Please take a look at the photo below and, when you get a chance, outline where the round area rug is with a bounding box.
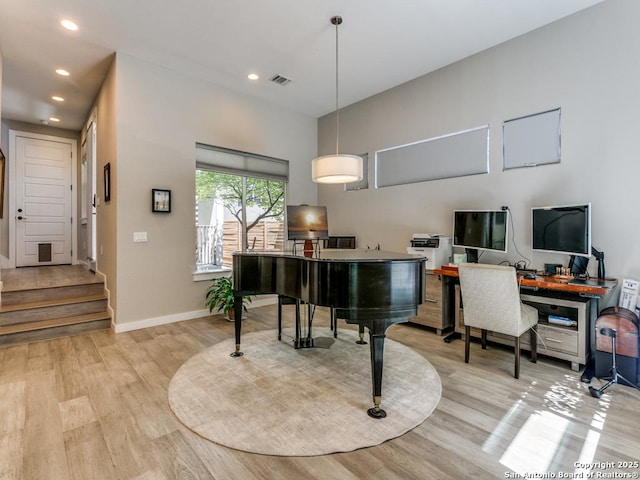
[168,327,441,456]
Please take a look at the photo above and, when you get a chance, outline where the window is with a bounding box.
[195,145,288,271]
[375,126,489,188]
[503,108,561,170]
[345,153,368,191]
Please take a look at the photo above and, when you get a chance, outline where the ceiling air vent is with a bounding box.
[269,74,292,86]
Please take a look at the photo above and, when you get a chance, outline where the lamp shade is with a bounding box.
[312,154,363,184]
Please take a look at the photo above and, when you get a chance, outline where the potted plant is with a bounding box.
[205,276,251,321]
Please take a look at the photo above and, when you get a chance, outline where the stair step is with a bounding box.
[0,293,108,313]
[0,266,111,345]
[1,282,105,306]
[0,294,108,326]
[0,317,111,347]
[0,311,111,335]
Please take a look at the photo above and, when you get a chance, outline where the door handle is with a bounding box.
[16,216,27,220]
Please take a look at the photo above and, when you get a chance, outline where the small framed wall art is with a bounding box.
[152,188,171,213]
[104,163,111,202]
[0,148,5,218]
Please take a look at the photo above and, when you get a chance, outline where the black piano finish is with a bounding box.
[231,249,425,418]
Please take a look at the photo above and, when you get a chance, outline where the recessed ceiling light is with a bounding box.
[60,19,78,31]
[56,69,70,77]
[49,117,61,122]
[51,96,65,102]
[248,73,259,81]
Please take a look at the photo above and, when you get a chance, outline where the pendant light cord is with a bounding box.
[334,17,341,156]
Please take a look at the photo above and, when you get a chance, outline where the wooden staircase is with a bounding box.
[0,265,111,346]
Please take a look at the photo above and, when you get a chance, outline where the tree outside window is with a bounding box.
[196,170,285,270]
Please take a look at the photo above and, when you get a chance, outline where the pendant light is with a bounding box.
[312,16,363,184]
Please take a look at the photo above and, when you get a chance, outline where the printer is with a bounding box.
[407,234,452,270]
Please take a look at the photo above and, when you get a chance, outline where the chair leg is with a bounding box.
[464,326,471,363]
[530,326,537,363]
[514,336,520,379]
[481,329,487,349]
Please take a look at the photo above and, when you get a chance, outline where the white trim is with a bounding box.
[112,295,277,333]
[7,130,78,268]
[192,267,232,282]
[113,309,211,333]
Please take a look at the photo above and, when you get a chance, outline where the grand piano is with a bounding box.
[231,249,425,418]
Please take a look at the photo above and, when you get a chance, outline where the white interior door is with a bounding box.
[15,135,73,266]
[86,122,97,271]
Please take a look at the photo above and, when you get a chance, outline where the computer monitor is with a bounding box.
[286,205,329,240]
[452,210,509,262]
[532,203,592,276]
[531,204,591,257]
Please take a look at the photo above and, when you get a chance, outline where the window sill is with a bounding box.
[193,267,232,282]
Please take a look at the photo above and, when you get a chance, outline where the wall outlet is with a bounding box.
[133,232,148,243]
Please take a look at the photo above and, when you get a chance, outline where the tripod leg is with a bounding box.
[615,372,640,390]
[589,377,616,398]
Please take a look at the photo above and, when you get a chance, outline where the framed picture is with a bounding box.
[0,148,5,218]
[104,163,111,202]
[152,188,171,213]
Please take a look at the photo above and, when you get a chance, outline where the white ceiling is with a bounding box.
[0,0,605,131]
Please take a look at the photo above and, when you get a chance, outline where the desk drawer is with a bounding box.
[538,324,578,356]
[423,273,442,315]
[410,273,446,331]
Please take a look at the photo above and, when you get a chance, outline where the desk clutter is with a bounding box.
[552,267,574,278]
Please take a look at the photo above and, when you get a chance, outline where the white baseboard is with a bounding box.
[0,255,10,269]
[112,295,277,333]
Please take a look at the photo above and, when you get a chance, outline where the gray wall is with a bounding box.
[318,0,639,282]
[106,53,317,326]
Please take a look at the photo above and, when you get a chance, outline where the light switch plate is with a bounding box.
[133,232,148,243]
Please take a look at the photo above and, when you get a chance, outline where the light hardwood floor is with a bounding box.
[0,305,638,480]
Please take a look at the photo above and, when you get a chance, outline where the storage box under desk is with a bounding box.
[455,285,590,371]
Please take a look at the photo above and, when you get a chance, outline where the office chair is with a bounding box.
[589,327,640,398]
[458,263,539,379]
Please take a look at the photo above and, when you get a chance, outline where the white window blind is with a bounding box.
[375,126,489,188]
[345,153,368,191]
[196,143,289,182]
[503,108,561,170]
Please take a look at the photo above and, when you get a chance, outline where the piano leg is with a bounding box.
[367,327,387,419]
[356,324,368,345]
[230,295,244,357]
[277,296,283,341]
[330,308,337,338]
[294,302,314,349]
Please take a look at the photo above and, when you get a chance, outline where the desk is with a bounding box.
[434,266,617,379]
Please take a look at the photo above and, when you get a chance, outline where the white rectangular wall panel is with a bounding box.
[375,126,489,188]
[503,108,561,170]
